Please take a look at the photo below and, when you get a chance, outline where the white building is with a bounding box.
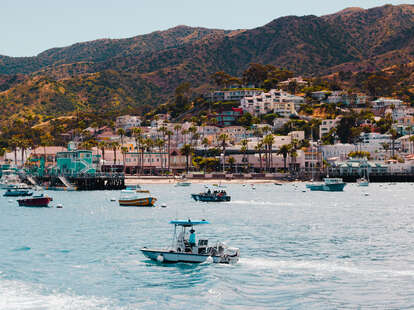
[372,98,403,110]
[240,89,305,116]
[273,118,291,130]
[212,89,262,102]
[319,117,341,139]
[115,115,141,130]
[288,131,305,141]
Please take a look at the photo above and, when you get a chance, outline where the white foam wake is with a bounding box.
[240,258,414,278]
[230,200,294,206]
[0,279,117,310]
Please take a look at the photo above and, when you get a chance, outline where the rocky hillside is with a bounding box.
[0,4,413,125]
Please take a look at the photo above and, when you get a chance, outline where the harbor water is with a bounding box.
[1,183,414,309]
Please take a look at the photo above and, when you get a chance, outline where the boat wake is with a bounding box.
[230,200,294,206]
[240,258,414,278]
[0,278,117,310]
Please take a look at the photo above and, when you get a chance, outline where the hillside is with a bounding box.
[0,4,414,125]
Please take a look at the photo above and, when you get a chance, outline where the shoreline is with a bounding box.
[125,178,290,185]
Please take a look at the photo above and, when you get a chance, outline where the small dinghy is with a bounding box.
[175,182,191,187]
[141,219,239,264]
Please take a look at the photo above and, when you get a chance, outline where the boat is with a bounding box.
[357,177,369,187]
[306,178,346,192]
[3,188,33,197]
[0,170,21,189]
[17,194,53,207]
[175,182,191,187]
[191,189,231,202]
[141,219,240,264]
[274,182,283,186]
[119,189,156,207]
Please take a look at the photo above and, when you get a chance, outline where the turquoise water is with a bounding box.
[1,183,414,309]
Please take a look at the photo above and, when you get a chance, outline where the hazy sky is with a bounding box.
[1,0,410,57]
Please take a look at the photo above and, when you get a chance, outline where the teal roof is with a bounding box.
[170,219,210,226]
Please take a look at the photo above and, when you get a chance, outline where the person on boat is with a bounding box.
[189,229,196,247]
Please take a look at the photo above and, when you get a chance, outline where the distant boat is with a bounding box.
[306,178,346,192]
[141,219,240,264]
[357,177,369,187]
[119,189,156,207]
[191,189,231,202]
[175,182,191,187]
[273,182,283,186]
[17,194,53,207]
[3,188,33,197]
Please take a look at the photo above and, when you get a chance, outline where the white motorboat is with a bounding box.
[0,170,21,189]
[141,219,240,264]
[357,177,369,187]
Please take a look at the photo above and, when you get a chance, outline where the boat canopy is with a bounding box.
[169,219,210,227]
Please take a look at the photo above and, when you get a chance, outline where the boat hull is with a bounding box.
[191,194,231,202]
[306,183,346,191]
[17,197,53,207]
[141,248,238,264]
[4,191,33,197]
[119,197,156,207]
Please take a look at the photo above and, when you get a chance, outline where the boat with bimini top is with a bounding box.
[141,219,240,264]
[191,188,231,202]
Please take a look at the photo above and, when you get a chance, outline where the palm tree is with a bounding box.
[240,139,248,167]
[132,128,143,175]
[181,129,189,145]
[263,134,275,172]
[180,144,193,173]
[288,144,298,174]
[155,138,165,173]
[174,124,182,147]
[165,130,173,174]
[277,144,291,173]
[121,146,128,174]
[40,133,53,163]
[202,137,210,149]
[388,128,398,158]
[218,133,229,170]
[111,141,120,165]
[144,138,154,175]
[10,136,19,166]
[410,136,414,155]
[117,128,126,147]
[254,141,264,173]
[98,141,107,165]
[227,156,235,173]
[381,142,390,159]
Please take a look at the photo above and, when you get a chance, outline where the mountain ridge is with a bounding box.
[0,4,414,125]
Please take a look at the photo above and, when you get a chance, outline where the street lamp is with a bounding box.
[221,153,225,173]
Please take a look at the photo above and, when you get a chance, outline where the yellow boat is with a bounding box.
[119,197,157,207]
[119,189,156,207]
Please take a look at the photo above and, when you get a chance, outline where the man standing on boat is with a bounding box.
[189,229,196,247]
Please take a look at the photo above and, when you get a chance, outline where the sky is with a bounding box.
[1,0,410,57]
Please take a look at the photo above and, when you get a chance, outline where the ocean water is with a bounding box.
[1,183,414,309]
